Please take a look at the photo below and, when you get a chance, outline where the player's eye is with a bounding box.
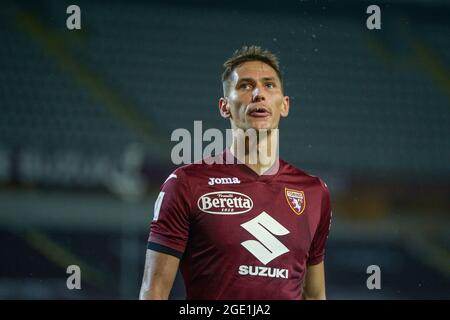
[265,82,276,88]
[239,83,253,90]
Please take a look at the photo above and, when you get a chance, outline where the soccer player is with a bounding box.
[139,46,332,300]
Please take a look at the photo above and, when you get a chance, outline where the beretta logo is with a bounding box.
[197,191,253,215]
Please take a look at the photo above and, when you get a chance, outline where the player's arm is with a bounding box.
[141,171,191,299]
[303,261,326,300]
[139,249,180,300]
[303,180,332,300]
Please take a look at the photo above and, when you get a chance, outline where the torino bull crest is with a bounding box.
[285,188,306,215]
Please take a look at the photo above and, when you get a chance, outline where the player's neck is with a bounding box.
[229,128,279,176]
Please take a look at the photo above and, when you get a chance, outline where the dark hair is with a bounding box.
[222,45,283,87]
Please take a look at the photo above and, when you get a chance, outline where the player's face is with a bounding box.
[219,61,289,130]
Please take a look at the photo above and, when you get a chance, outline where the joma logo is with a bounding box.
[208,177,241,185]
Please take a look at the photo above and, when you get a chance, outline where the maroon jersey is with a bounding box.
[148,149,332,300]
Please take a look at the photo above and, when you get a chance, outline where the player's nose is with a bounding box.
[251,87,265,102]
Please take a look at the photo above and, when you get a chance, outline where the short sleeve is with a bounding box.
[147,170,192,258]
[307,180,332,265]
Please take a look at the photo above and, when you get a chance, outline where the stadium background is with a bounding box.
[0,0,449,299]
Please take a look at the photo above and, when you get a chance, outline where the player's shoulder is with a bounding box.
[279,159,330,193]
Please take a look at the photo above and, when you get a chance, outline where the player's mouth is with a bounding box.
[247,105,272,118]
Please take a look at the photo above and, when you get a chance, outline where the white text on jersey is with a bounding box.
[208,177,241,185]
[238,265,289,279]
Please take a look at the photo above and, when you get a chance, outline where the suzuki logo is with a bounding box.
[240,212,290,265]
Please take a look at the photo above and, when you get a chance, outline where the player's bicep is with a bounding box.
[307,181,332,265]
[140,249,180,300]
[303,261,326,300]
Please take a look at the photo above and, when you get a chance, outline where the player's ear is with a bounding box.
[280,96,290,117]
[219,97,231,119]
